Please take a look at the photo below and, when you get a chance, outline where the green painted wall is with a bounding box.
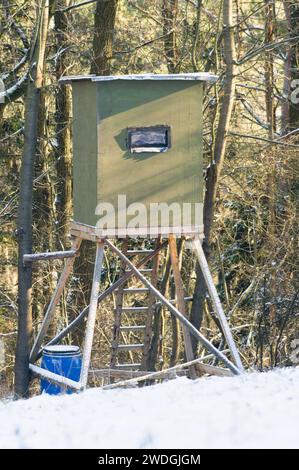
[72,81,98,226]
[72,79,203,230]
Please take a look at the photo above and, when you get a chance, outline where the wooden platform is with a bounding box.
[70,220,204,241]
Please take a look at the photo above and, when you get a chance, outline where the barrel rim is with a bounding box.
[42,345,81,356]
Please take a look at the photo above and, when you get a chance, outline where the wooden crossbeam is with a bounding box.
[23,250,78,263]
[117,343,144,351]
[89,368,187,380]
[29,364,82,391]
[103,356,234,390]
[194,363,233,377]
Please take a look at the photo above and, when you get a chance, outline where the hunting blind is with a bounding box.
[60,73,217,236]
[26,73,244,393]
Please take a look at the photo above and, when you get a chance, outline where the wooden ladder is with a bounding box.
[110,238,161,372]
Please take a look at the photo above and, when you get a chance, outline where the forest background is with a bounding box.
[0,0,298,397]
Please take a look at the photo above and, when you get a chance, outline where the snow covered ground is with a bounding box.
[0,367,298,449]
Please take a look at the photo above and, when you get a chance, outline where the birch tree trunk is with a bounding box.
[190,0,236,351]
[15,0,50,398]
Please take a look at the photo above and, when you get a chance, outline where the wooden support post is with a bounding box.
[141,237,162,370]
[105,240,241,375]
[168,235,194,362]
[80,241,105,389]
[30,237,82,363]
[192,237,244,372]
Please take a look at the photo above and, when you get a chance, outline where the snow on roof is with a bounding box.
[59,72,218,85]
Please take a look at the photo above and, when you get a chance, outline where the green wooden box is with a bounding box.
[60,73,217,237]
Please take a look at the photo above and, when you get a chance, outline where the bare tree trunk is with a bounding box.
[15,1,50,398]
[190,0,236,352]
[264,0,277,364]
[288,1,299,129]
[162,0,179,73]
[55,0,73,247]
[191,0,203,72]
[265,1,276,138]
[282,0,292,133]
[282,0,299,132]
[91,0,119,75]
[32,89,56,329]
[36,90,55,252]
[75,0,119,320]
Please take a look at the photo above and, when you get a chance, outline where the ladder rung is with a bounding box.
[127,250,154,254]
[125,268,152,273]
[123,288,149,293]
[115,363,141,369]
[117,343,144,351]
[120,325,146,331]
[120,307,149,313]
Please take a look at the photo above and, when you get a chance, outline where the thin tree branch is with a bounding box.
[58,0,98,13]
[229,131,299,148]
[128,0,163,26]
[237,35,299,65]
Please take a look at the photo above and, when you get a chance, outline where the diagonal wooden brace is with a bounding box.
[105,239,242,376]
[30,237,82,364]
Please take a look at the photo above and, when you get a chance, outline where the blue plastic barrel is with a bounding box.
[40,345,82,395]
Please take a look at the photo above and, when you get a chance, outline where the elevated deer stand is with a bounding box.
[27,73,243,391]
[28,223,244,392]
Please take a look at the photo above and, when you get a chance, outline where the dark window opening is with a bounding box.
[127,125,171,153]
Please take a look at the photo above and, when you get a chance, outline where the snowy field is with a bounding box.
[0,367,298,449]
